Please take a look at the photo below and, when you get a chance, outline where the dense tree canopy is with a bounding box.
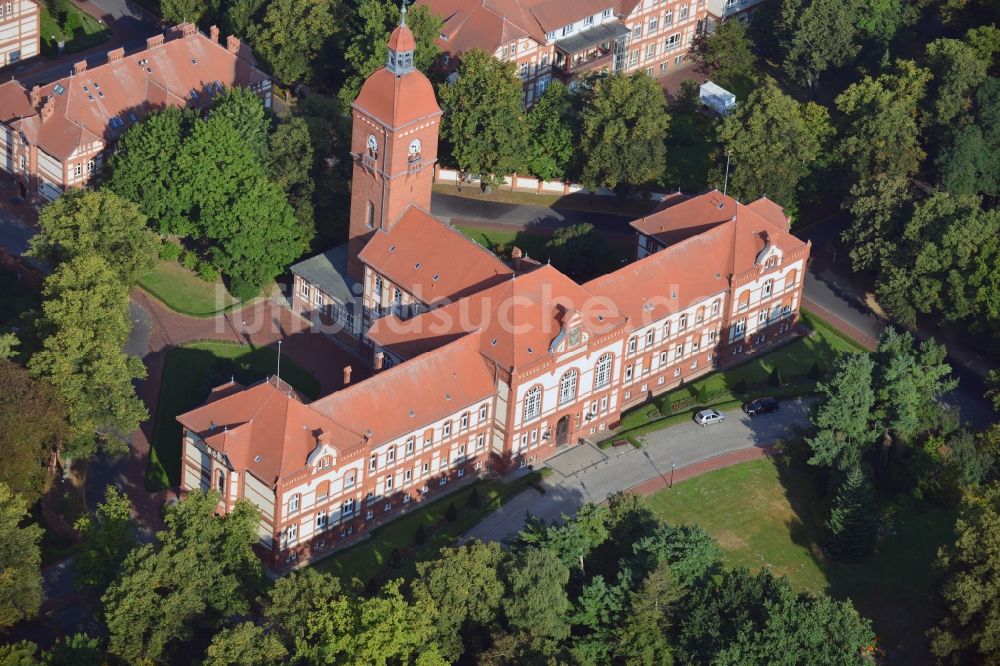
[0,483,43,629]
[807,353,879,470]
[692,17,757,89]
[524,81,575,181]
[578,72,669,193]
[714,84,832,215]
[777,0,862,91]
[0,359,66,505]
[439,49,527,187]
[29,190,159,286]
[73,486,137,590]
[28,255,147,459]
[929,482,1000,663]
[247,0,340,84]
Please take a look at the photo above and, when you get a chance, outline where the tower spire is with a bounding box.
[386,2,416,75]
[400,0,407,26]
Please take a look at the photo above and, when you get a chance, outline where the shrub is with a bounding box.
[159,241,182,261]
[227,276,260,301]
[467,487,481,509]
[180,250,199,270]
[196,260,220,283]
[733,378,748,394]
[389,547,403,568]
[697,384,711,404]
[769,367,783,387]
[414,524,426,545]
[808,361,823,380]
[445,501,458,522]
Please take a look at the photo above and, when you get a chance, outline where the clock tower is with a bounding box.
[347,8,443,279]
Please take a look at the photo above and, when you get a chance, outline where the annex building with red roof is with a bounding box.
[0,22,270,203]
[417,0,720,105]
[178,16,810,567]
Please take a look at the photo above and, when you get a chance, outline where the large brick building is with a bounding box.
[419,0,714,104]
[0,22,270,202]
[0,0,38,69]
[179,18,809,567]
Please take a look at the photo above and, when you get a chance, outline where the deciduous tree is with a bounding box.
[106,107,192,236]
[265,568,357,664]
[29,190,159,286]
[160,0,216,24]
[502,547,571,643]
[929,482,1000,663]
[439,49,527,188]
[524,81,575,181]
[203,622,287,666]
[925,37,990,129]
[269,116,317,247]
[74,485,137,590]
[0,359,66,505]
[714,84,832,215]
[103,491,261,665]
[578,72,669,193]
[692,17,757,88]
[0,483,43,629]
[247,0,339,83]
[28,255,147,459]
[212,87,272,160]
[778,0,861,92]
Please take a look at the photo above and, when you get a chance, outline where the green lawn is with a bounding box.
[456,224,634,282]
[313,473,544,586]
[39,6,111,57]
[146,341,321,491]
[138,260,240,317]
[647,457,954,660]
[433,183,656,218]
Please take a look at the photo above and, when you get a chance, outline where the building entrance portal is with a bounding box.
[556,415,570,446]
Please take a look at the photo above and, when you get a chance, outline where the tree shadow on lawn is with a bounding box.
[770,449,955,663]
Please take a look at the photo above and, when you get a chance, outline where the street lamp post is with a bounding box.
[670,462,676,488]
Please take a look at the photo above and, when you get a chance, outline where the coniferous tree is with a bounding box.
[823,465,877,562]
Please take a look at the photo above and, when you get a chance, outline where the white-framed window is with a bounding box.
[628,337,637,353]
[646,43,655,58]
[758,311,767,324]
[523,385,542,421]
[365,201,375,228]
[630,49,639,64]
[645,330,655,346]
[692,339,700,351]
[558,370,578,405]
[679,313,687,329]
[366,509,374,519]
[387,447,395,463]
[344,472,356,489]
[680,5,689,18]
[443,421,452,438]
[406,437,415,454]
[477,433,485,449]
[712,300,720,316]
[439,458,448,470]
[709,330,716,342]
[675,343,683,357]
[403,493,412,503]
[673,367,681,377]
[342,498,355,516]
[690,359,698,369]
[662,322,671,338]
[594,353,613,389]
[479,405,488,421]
[369,454,377,471]
[288,494,299,513]
[735,320,746,334]
[458,468,465,477]
[563,23,575,35]
[584,15,594,25]
[87,159,95,174]
[625,365,634,381]
[666,33,680,49]
[763,280,773,296]
[284,523,298,546]
[649,17,658,31]
[316,512,327,529]
[385,475,393,491]
[659,351,667,365]
[384,501,392,511]
[633,25,643,38]
[440,475,448,486]
[602,8,612,17]
[664,9,673,24]
[422,462,429,473]
[74,163,82,177]
[460,413,469,429]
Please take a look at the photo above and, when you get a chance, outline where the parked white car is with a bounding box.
[694,408,726,427]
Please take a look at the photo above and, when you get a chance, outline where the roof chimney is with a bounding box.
[511,246,523,271]
[146,34,164,50]
[107,47,124,63]
[40,97,55,123]
[343,365,352,386]
[374,351,384,371]
[73,60,87,75]
[29,85,40,108]
[180,23,196,37]
[209,25,220,43]
[226,35,241,54]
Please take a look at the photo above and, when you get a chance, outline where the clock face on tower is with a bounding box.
[367,134,378,154]
[408,139,421,155]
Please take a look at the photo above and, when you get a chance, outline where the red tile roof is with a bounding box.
[358,206,512,304]
[630,189,736,247]
[3,24,269,159]
[369,263,628,368]
[177,378,359,485]
[310,332,496,444]
[352,66,441,131]
[387,22,417,51]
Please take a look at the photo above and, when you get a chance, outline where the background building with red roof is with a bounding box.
[0,22,270,203]
[183,16,809,568]
[418,0,716,104]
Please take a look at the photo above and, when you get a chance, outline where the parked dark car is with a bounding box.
[742,397,779,416]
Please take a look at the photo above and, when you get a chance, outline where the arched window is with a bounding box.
[373,276,383,300]
[738,291,750,310]
[523,385,542,421]
[558,370,578,405]
[785,268,798,287]
[365,201,375,228]
[593,354,613,389]
[216,469,225,493]
[763,279,773,296]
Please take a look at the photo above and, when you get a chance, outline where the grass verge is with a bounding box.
[138,260,240,317]
[313,471,548,586]
[146,341,321,491]
[647,456,953,660]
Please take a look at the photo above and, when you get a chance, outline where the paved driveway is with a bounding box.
[465,398,815,544]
